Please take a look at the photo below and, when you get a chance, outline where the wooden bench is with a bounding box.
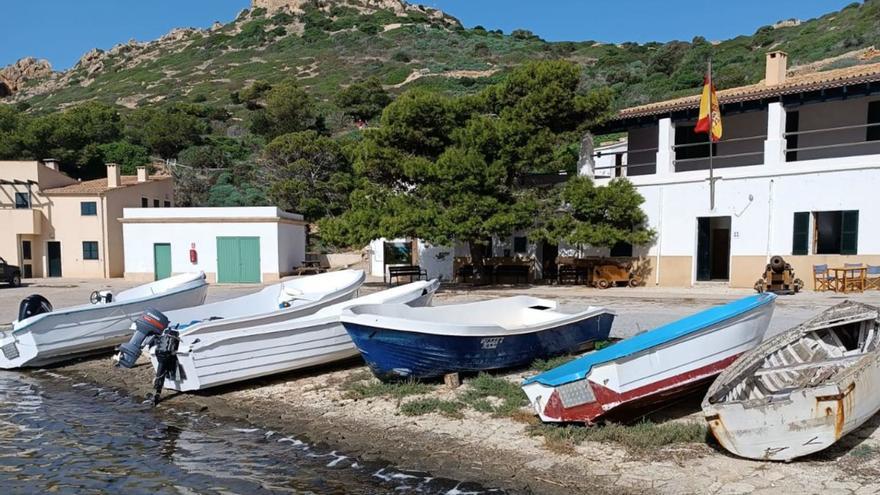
[494,264,529,285]
[295,260,327,276]
[387,265,428,286]
[558,265,589,285]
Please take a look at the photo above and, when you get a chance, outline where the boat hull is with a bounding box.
[343,312,614,381]
[0,276,208,369]
[523,297,774,424]
[160,282,439,391]
[702,301,880,461]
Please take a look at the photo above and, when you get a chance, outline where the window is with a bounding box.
[610,242,633,258]
[815,211,859,255]
[82,241,99,260]
[80,201,97,216]
[141,197,149,207]
[675,123,716,160]
[785,110,799,162]
[14,192,30,209]
[164,201,171,207]
[513,236,528,254]
[21,240,31,260]
[868,101,880,142]
[792,212,810,255]
[153,199,160,207]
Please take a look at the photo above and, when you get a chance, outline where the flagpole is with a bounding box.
[708,58,715,211]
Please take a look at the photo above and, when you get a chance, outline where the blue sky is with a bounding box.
[1,0,855,70]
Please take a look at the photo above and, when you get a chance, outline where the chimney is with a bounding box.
[136,166,148,183]
[42,158,59,171]
[107,163,121,188]
[765,51,788,86]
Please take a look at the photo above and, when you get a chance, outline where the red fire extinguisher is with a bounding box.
[189,243,198,264]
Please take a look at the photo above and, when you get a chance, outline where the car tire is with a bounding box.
[10,274,21,287]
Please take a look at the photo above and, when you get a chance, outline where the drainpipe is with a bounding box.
[766,179,774,262]
[100,195,109,278]
[655,186,664,286]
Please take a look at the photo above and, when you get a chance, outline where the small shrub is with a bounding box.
[344,378,433,400]
[531,355,576,372]
[460,373,528,417]
[529,421,708,451]
[400,398,464,419]
[391,50,412,63]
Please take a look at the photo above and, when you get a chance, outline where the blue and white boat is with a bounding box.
[522,293,776,424]
[340,296,615,381]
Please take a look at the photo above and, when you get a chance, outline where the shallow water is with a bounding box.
[0,370,503,495]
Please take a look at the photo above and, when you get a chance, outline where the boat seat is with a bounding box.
[754,354,863,376]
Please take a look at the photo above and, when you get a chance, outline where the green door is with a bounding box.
[153,244,172,280]
[217,237,261,283]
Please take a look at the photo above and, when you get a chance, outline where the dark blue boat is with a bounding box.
[340,296,615,381]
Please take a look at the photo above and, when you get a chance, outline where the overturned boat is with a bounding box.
[703,300,880,461]
[523,293,776,424]
[340,296,614,381]
[0,273,208,369]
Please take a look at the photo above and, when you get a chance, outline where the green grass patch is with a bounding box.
[343,377,434,400]
[460,373,528,417]
[400,398,465,419]
[594,339,614,350]
[529,421,708,451]
[531,355,576,372]
[849,444,879,458]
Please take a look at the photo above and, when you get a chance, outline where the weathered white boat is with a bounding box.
[156,279,439,392]
[523,293,776,424]
[0,273,208,369]
[703,301,880,461]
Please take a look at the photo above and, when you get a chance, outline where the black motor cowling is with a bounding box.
[151,328,181,406]
[115,308,170,369]
[18,295,52,322]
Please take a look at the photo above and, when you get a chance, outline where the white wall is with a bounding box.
[122,207,306,280]
[634,160,880,261]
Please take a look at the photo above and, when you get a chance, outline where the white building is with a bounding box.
[121,207,306,283]
[585,51,880,288]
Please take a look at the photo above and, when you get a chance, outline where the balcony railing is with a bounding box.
[784,121,880,160]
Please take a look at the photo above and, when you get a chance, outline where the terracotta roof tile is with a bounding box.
[43,175,171,195]
[616,61,880,120]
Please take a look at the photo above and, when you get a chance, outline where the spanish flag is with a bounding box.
[694,65,722,142]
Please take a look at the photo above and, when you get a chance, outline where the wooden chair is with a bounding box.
[844,263,866,293]
[866,265,880,291]
[812,264,835,292]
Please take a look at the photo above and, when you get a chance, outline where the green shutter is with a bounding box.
[841,210,859,255]
[792,212,810,255]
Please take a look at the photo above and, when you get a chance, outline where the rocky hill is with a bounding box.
[3,0,880,114]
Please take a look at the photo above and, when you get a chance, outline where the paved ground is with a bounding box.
[3,277,880,337]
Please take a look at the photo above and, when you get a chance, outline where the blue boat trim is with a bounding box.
[523,293,777,388]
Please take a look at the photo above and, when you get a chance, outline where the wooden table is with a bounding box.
[829,267,867,293]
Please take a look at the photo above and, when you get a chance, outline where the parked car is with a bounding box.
[0,257,22,287]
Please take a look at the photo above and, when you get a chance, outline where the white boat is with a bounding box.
[163,269,366,331]
[0,273,209,369]
[703,301,880,461]
[157,279,439,391]
[524,293,776,424]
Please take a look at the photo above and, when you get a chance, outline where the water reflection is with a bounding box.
[0,371,503,495]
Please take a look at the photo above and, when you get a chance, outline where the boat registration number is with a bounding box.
[481,337,504,349]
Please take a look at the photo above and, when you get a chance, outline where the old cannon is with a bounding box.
[754,255,803,295]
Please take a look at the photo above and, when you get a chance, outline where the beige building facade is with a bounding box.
[1,160,173,279]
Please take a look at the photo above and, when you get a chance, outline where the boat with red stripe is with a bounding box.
[522,293,776,424]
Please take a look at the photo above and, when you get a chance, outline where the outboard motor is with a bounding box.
[18,295,52,322]
[89,290,113,304]
[114,308,181,406]
[115,308,170,369]
[151,328,180,406]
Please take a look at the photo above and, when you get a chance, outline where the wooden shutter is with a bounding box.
[792,212,810,255]
[841,210,859,255]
